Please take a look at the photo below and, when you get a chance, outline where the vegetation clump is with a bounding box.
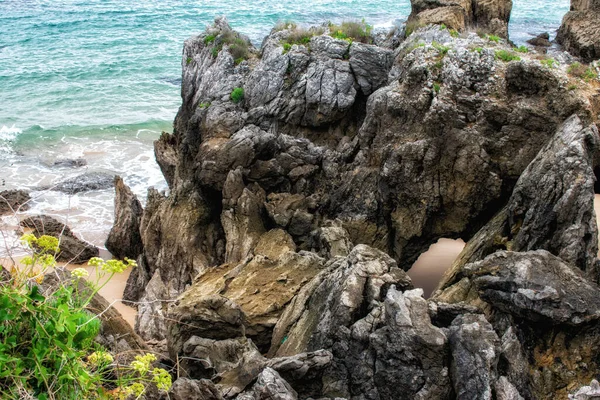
[230,87,245,103]
[205,28,251,64]
[540,58,557,68]
[487,34,501,43]
[495,50,520,62]
[0,234,172,399]
[516,45,529,53]
[432,41,451,56]
[280,25,324,53]
[568,62,598,81]
[328,19,373,43]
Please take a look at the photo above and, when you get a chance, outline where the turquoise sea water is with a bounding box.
[0,0,570,251]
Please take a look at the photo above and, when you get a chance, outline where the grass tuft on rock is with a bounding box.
[230,87,245,103]
[495,50,520,62]
[329,19,373,43]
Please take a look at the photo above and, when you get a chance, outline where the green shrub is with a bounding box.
[516,45,529,53]
[432,41,450,56]
[495,50,520,62]
[186,57,193,65]
[0,234,171,399]
[204,34,216,44]
[230,87,245,103]
[274,21,298,32]
[568,62,598,81]
[487,34,501,43]
[329,19,373,43]
[540,58,556,68]
[280,26,324,53]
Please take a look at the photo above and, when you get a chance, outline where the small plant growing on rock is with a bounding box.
[274,21,298,32]
[432,41,450,56]
[487,34,501,43]
[541,58,557,68]
[449,29,460,38]
[204,34,216,45]
[186,57,193,65]
[568,62,598,82]
[516,45,529,53]
[405,20,424,37]
[495,50,520,62]
[329,19,373,43]
[433,82,441,93]
[198,102,211,109]
[230,87,245,103]
[280,26,324,53]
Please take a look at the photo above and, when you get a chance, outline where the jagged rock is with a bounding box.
[105,176,144,259]
[434,114,600,399]
[526,32,551,47]
[51,158,87,168]
[135,269,169,341]
[170,378,223,400]
[236,368,298,400]
[465,250,600,325]
[557,0,600,61]
[20,215,99,264]
[155,132,178,189]
[428,301,483,327]
[448,313,500,399]
[44,172,115,194]
[265,350,333,398]
[570,380,600,400]
[408,0,513,38]
[495,376,524,400]
[349,42,394,96]
[309,220,353,258]
[176,233,323,351]
[0,189,30,215]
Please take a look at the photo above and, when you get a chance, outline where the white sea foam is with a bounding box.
[0,124,22,140]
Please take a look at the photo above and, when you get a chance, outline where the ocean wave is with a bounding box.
[0,124,22,141]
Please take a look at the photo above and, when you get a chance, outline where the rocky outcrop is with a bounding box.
[408,0,513,38]
[0,189,30,215]
[557,0,600,61]
[20,215,99,264]
[43,172,116,194]
[105,176,144,259]
[110,17,600,399]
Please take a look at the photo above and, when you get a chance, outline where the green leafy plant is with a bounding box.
[186,57,193,65]
[329,19,373,43]
[449,29,460,38]
[432,41,450,56]
[203,34,216,45]
[487,34,501,43]
[540,58,556,68]
[568,62,598,81]
[568,84,578,90]
[495,50,520,62]
[0,234,171,399]
[230,87,245,103]
[433,82,441,93]
[472,47,484,53]
[198,102,211,109]
[516,45,529,53]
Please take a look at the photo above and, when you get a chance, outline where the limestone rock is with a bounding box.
[448,313,500,399]
[0,189,30,215]
[105,176,144,259]
[465,250,600,325]
[408,0,513,38]
[20,215,99,264]
[236,368,298,400]
[570,380,600,400]
[557,0,600,61]
[169,378,223,400]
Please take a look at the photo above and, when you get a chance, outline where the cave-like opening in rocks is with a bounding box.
[406,238,465,298]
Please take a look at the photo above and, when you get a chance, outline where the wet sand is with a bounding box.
[0,250,136,327]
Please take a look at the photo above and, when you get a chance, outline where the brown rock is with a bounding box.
[557,0,600,60]
[20,215,99,264]
[0,189,30,215]
[105,176,144,259]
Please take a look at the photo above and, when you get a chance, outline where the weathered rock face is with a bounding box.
[112,17,600,399]
[105,176,144,259]
[434,114,600,399]
[408,0,513,38]
[0,189,30,215]
[557,0,600,61]
[20,215,99,264]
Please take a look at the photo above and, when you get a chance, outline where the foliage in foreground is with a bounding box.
[0,235,171,399]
